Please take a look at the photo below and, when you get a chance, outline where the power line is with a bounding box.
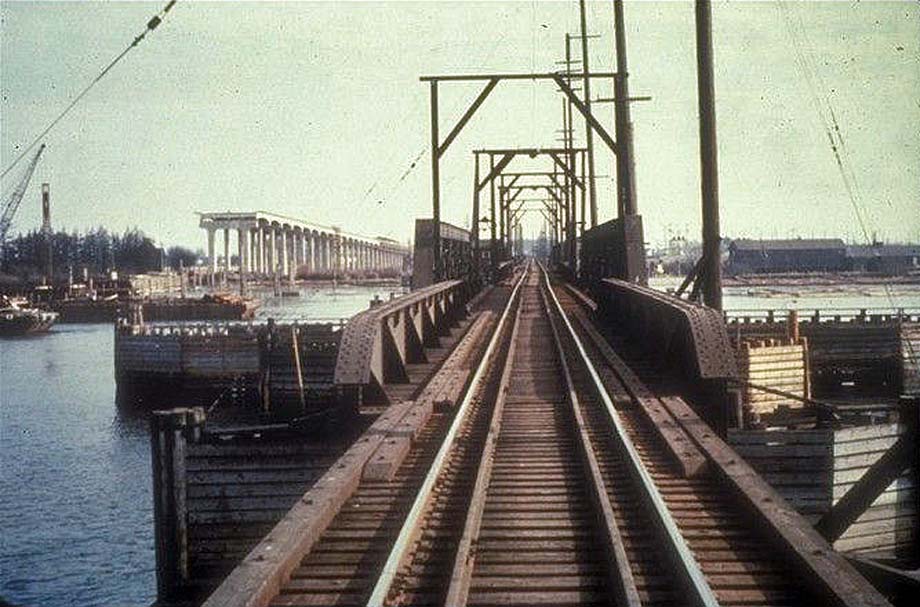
[776,0,911,359]
[356,5,524,218]
[1,0,180,180]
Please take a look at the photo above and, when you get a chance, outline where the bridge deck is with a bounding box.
[203,263,892,607]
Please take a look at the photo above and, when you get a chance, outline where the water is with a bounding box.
[0,283,403,607]
[648,276,920,313]
[1,279,917,607]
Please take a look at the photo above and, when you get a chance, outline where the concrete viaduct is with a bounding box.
[198,211,409,282]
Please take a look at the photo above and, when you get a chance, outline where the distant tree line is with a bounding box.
[0,227,200,283]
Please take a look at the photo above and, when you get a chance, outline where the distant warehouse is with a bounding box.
[728,238,920,275]
[727,238,848,274]
[847,244,920,275]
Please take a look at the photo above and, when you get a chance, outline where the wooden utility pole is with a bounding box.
[578,0,597,228]
[472,154,480,274]
[612,0,637,218]
[429,81,441,281]
[695,0,723,310]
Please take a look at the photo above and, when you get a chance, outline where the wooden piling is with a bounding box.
[291,325,306,414]
[151,407,204,599]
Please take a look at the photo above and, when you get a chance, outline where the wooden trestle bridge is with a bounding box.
[175,262,902,607]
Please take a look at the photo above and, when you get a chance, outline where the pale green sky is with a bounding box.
[1,1,918,249]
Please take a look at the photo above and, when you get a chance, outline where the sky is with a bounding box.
[1,1,918,251]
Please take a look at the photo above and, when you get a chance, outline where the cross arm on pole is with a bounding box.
[477,152,515,191]
[502,174,521,190]
[548,173,565,191]
[553,74,619,155]
[511,199,528,218]
[548,152,584,190]
[544,184,565,209]
[438,78,499,158]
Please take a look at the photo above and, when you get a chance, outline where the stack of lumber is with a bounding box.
[737,337,808,415]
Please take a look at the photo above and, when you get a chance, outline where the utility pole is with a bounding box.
[612,0,638,217]
[563,35,577,270]
[578,0,598,228]
[489,154,497,272]
[429,81,441,281]
[472,154,480,276]
[695,0,723,310]
[498,176,506,260]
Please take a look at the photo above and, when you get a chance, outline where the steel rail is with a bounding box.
[539,264,720,607]
[366,267,528,607]
[538,278,642,607]
[442,263,527,606]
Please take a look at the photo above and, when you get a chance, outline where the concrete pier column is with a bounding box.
[206,227,217,282]
[269,229,276,275]
[289,230,297,281]
[334,235,342,275]
[252,229,258,275]
[258,229,264,274]
[264,227,273,274]
[277,227,287,277]
[238,228,249,275]
[294,230,303,275]
[314,234,322,272]
[223,228,230,282]
[321,235,329,272]
[305,233,313,274]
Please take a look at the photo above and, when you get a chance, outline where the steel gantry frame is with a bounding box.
[423,71,622,281]
[471,148,587,276]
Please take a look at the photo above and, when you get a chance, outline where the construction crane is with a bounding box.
[0,143,46,245]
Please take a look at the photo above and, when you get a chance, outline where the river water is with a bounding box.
[0,280,918,607]
[0,283,403,607]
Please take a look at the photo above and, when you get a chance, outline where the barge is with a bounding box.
[53,293,259,324]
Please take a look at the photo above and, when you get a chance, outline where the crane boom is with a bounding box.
[0,143,46,243]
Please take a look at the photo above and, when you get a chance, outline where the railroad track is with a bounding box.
[252,261,889,607]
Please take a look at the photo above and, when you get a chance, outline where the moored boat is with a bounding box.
[0,295,58,336]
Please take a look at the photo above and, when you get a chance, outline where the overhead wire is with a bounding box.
[776,0,873,243]
[1,0,180,180]
[356,3,526,220]
[776,0,912,360]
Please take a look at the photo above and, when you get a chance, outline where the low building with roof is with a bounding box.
[727,238,848,274]
[847,243,920,275]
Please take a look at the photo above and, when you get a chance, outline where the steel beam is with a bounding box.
[438,78,499,157]
[553,75,619,156]
[420,71,618,82]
